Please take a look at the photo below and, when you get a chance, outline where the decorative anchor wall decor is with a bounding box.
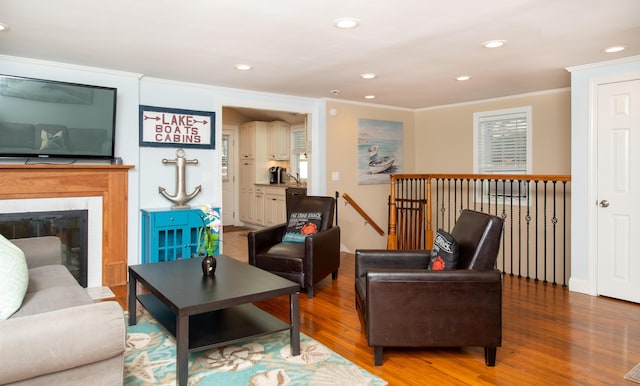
[158,148,202,209]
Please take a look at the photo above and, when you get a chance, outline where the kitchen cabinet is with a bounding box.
[264,186,287,226]
[267,121,290,160]
[254,185,265,226]
[239,160,255,223]
[140,208,220,264]
[239,121,267,160]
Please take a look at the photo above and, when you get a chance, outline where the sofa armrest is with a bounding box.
[248,224,286,265]
[0,301,125,385]
[355,249,430,278]
[10,236,62,268]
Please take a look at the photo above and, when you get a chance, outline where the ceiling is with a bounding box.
[1,0,639,109]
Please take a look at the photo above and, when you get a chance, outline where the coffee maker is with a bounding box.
[269,166,281,184]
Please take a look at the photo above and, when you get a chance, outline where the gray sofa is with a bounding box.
[0,121,110,155]
[0,236,125,386]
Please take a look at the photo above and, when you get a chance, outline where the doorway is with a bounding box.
[220,106,310,228]
[596,78,640,303]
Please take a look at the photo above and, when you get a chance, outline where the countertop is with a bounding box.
[254,183,307,189]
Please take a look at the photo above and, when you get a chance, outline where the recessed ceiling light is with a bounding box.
[603,45,626,53]
[234,64,253,71]
[360,73,376,79]
[364,95,376,99]
[482,40,506,48]
[0,23,9,32]
[333,18,360,29]
[456,75,472,81]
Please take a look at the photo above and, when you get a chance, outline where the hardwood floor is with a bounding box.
[111,230,640,385]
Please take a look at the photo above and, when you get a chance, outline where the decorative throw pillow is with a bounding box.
[40,130,66,150]
[428,229,459,270]
[0,234,29,320]
[282,212,323,242]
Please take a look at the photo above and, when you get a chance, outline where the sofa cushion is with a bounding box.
[282,211,322,242]
[428,229,459,270]
[26,264,80,293]
[0,122,37,148]
[11,284,93,319]
[0,235,29,320]
[257,242,305,272]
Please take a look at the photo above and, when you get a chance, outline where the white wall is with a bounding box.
[0,56,326,266]
[567,55,640,294]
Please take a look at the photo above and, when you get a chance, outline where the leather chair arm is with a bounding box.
[365,269,502,347]
[248,224,286,265]
[367,268,502,283]
[355,249,430,278]
[306,225,340,253]
[304,226,341,283]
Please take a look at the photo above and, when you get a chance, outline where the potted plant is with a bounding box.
[197,205,220,275]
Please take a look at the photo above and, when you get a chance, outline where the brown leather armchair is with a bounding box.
[355,209,504,366]
[248,195,340,298]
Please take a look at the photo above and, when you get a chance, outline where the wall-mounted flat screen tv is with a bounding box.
[0,74,117,160]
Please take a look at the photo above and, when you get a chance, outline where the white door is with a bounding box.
[597,79,640,303]
[222,127,236,226]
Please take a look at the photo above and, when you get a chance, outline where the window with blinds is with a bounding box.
[291,127,306,155]
[291,127,308,179]
[473,106,531,199]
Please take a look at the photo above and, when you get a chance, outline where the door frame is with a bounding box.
[587,70,640,296]
[222,125,238,226]
[215,97,324,197]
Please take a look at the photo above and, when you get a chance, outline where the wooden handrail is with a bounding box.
[342,193,385,236]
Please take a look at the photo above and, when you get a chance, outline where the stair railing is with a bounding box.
[342,193,384,236]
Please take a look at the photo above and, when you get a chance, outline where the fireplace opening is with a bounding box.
[0,210,88,287]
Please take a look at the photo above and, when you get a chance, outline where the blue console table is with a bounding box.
[141,207,220,264]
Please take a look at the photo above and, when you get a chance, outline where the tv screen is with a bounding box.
[0,74,117,160]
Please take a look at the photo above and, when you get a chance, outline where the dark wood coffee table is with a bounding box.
[128,255,300,386]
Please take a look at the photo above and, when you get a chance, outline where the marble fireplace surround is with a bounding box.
[0,164,133,286]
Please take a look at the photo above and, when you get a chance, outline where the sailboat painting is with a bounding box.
[357,118,403,185]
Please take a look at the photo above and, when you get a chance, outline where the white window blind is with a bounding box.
[474,107,532,200]
[476,110,529,174]
[291,128,306,154]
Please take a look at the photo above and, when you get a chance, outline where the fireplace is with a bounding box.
[0,164,132,286]
[0,210,89,287]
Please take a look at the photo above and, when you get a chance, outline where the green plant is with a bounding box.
[197,205,220,256]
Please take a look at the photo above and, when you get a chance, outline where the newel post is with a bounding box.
[425,176,434,248]
[387,175,398,249]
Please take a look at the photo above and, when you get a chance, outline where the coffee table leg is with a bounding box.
[290,291,300,356]
[176,313,189,386]
[128,272,137,326]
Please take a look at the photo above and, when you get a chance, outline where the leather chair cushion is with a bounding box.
[255,242,305,273]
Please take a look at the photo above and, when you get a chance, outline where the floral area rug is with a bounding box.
[125,309,387,386]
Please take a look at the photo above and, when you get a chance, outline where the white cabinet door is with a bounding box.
[254,186,265,226]
[267,121,290,160]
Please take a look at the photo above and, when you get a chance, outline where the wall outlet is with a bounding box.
[331,171,340,181]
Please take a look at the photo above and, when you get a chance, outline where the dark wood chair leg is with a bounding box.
[332,270,338,280]
[484,347,497,366]
[307,286,314,299]
[374,346,383,366]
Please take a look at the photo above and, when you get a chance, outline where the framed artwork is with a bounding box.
[139,105,215,149]
[358,118,403,185]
